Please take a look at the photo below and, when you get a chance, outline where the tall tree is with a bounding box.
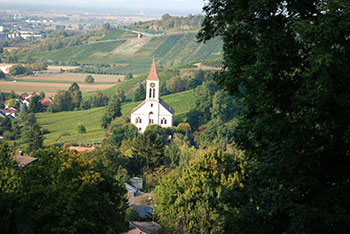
[50,90,73,112]
[28,95,42,113]
[69,82,82,109]
[199,0,350,233]
[21,113,43,153]
[101,95,122,129]
[133,83,146,101]
[130,127,165,174]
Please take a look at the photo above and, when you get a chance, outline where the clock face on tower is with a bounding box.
[150,82,155,88]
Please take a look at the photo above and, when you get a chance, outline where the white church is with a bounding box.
[131,59,174,133]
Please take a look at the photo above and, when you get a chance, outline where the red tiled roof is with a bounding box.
[41,97,51,106]
[146,59,159,81]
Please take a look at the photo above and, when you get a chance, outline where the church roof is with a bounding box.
[131,100,146,114]
[146,59,160,81]
[160,99,175,114]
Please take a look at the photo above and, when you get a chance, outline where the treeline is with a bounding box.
[70,64,127,75]
[131,14,204,31]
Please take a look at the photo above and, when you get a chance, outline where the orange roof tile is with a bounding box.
[146,59,160,81]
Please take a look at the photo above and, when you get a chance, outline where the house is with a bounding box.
[0,107,19,118]
[131,59,174,133]
[40,97,52,111]
[123,221,160,234]
[125,183,143,198]
[0,65,12,74]
[12,155,38,166]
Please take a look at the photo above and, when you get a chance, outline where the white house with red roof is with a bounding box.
[131,59,174,133]
[0,65,12,74]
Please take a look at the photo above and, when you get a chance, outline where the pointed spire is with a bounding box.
[146,58,160,81]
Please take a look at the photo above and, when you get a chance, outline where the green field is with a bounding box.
[37,89,194,146]
[28,30,222,75]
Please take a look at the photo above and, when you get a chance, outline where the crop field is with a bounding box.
[0,80,116,96]
[37,89,194,145]
[15,73,122,84]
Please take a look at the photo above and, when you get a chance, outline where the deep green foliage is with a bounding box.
[21,113,43,153]
[9,64,28,76]
[199,0,350,232]
[0,70,5,79]
[85,74,95,83]
[0,147,128,233]
[28,95,42,113]
[109,117,138,147]
[50,83,82,112]
[154,152,243,233]
[124,73,133,80]
[101,95,122,129]
[133,83,146,101]
[130,126,166,175]
[75,124,86,134]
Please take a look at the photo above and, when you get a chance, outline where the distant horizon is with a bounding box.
[0,0,207,16]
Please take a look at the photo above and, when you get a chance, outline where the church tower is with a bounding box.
[146,59,160,101]
[131,59,174,133]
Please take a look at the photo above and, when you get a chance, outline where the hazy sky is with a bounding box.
[1,0,207,13]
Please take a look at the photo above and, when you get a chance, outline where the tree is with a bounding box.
[130,127,165,174]
[102,23,111,30]
[69,82,82,109]
[154,152,243,233]
[75,124,86,134]
[101,95,122,129]
[124,73,133,80]
[9,64,27,76]
[50,90,73,112]
[12,147,128,233]
[0,70,5,79]
[133,83,145,101]
[28,95,42,113]
[85,75,95,83]
[115,87,126,102]
[199,0,350,233]
[109,117,138,147]
[21,113,43,153]
[91,90,109,107]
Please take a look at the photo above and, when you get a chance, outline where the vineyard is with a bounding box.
[23,30,223,75]
[201,57,224,68]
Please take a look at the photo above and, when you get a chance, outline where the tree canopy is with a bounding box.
[0,146,128,233]
[198,0,350,232]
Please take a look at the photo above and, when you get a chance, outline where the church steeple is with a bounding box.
[146,58,160,81]
[146,59,160,100]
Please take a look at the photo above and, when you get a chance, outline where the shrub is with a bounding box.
[75,124,86,134]
[85,75,95,83]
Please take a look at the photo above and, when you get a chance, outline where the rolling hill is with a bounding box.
[29,29,223,75]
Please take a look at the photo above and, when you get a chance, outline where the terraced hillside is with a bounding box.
[29,29,222,74]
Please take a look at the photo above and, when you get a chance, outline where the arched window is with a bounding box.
[153,88,155,98]
[161,118,167,125]
[149,88,152,98]
[136,117,142,124]
[149,112,154,124]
